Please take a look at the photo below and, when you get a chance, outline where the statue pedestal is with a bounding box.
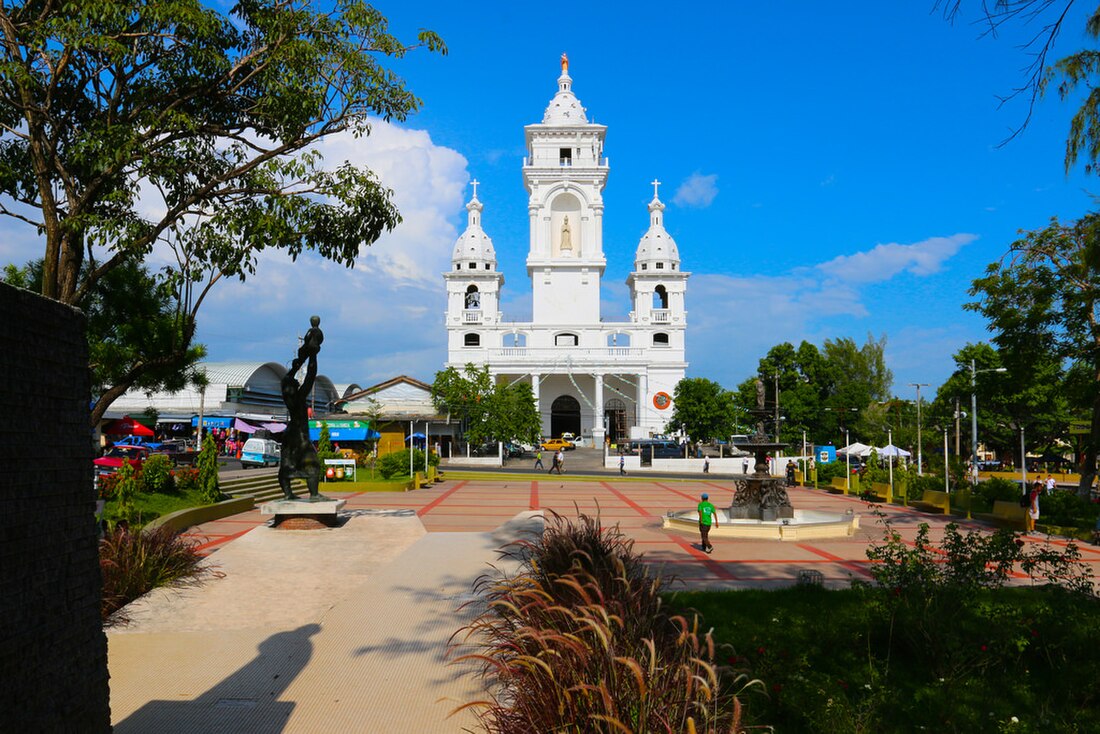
[260,498,346,529]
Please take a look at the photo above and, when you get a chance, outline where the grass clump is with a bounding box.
[99,525,219,626]
[452,509,758,733]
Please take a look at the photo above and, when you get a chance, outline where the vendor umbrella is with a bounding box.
[102,415,154,437]
[405,432,427,441]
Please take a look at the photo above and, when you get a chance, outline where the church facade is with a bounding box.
[443,57,688,446]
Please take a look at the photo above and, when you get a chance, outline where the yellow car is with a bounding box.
[540,438,575,452]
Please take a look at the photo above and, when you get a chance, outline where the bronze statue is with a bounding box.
[279,318,325,501]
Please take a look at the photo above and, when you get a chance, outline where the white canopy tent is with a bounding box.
[837,442,875,457]
[878,444,912,458]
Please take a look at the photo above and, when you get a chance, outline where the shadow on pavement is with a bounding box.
[114,623,320,734]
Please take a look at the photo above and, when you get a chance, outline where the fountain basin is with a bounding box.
[663,508,859,541]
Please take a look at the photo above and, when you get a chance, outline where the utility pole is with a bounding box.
[954,397,961,458]
[773,372,781,443]
[909,383,929,475]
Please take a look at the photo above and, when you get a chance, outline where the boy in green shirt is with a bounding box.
[697,492,718,553]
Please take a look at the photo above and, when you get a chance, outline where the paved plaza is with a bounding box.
[107,476,1100,732]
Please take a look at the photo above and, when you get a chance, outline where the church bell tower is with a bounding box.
[524,54,608,325]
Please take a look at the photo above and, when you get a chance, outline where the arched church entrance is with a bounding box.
[604,398,632,445]
[550,394,581,439]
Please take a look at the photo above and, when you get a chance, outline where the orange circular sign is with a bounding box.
[653,391,672,410]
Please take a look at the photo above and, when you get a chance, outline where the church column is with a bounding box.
[637,372,648,437]
[531,373,542,436]
[592,373,606,449]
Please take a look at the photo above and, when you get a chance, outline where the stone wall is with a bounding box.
[0,282,111,731]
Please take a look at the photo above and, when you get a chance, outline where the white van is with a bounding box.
[241,438,280,468]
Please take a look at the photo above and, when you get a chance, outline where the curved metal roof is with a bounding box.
[199,361,287,388]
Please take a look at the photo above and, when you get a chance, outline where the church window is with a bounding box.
[555,333,578,347]
[641,263,647,270]
[653,332,670,347]
[559,148,572,166]
[672,263,677,270]
[455,264,460,271]
[656,262,665,269]
[653,285,669,309]
[607,332,631,347]
[503,332,527,347]
[467,262,476,269]
[465,286,481,310]
[464,333,481,347]
[485,263,491,270]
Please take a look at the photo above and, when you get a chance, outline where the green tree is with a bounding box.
[665,377,737,442]
[967,214,1099,495]
[3,258,206,419]
[195,433,222,504]
[431,364,540,447]
[316,421,338,462]
[0,0,444,422]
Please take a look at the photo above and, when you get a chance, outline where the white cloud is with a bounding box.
[685,233,976,388]
[672,172,718,208]
[815,234,977,284]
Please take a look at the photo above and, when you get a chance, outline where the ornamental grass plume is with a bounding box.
[450,509,759,733]
[99,525,219,626]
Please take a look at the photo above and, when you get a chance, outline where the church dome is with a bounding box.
[452,192,497,269]
[542,66,588,126]
[634,194,680,269]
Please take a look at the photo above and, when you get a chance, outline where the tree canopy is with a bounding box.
[664,377,737,442]
[967,214,1100,494]
[0,0,444,422]
[430,364,541,448]
[735,335,894,448]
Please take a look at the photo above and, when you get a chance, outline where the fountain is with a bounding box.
[662,378,859,541]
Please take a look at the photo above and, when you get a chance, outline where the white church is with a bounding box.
[443,56,688,447]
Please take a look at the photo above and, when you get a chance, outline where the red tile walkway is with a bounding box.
[181,480,1100,590]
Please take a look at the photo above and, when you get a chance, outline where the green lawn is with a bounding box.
[101,487,208,526]
[669,586,1100,733]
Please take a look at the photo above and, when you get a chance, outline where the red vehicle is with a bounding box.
[94,445,150,478]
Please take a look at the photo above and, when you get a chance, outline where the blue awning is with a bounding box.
[308,426,381,442]
[192,416,234,429]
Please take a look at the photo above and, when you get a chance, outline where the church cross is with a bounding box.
[651,178,661,199]
[471,179,480,198]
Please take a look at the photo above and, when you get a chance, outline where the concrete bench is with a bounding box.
[913,489,950,515]
[865,481,892,502]
[990,499,1027,529]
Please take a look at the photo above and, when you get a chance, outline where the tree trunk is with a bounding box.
[1080,369,1100,498]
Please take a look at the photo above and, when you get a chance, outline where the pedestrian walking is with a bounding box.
[619,454,626,475]
[742,457,750,474]
[697,492,717,553]
[703,457,709,474]
[534,450,544,470]
[1045,474,1056,495]
[557,449,565,474]
[548,452,558,474]
[1026,480,1042,533]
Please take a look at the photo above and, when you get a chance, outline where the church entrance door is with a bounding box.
[604,398,631,445]
[550,395,581,439]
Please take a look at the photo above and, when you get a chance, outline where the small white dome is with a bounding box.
[635,196,680,268]
[542,71,588,126]
[452,196,496,266]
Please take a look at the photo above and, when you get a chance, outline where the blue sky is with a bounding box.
[2,2,1096,398]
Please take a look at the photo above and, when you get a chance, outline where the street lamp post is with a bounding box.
[887,427,894,503]
[843,426,851,494]
[909,382,929,475]
[773,372,781,443]
[969,359,1008,485]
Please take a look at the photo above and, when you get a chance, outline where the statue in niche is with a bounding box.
[560,215,573,252]
[279,316,326,502]
[465,290,480,309]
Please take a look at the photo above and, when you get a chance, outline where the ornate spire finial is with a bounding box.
[561,52,568,74]
[471,178,480,199]
[651,178,661,199]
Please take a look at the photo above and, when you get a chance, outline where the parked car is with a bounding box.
[504,442,526,458]
[540,438,575,452]
[151,439,198,466]
[94,445,150,478]
[240,437,280,468]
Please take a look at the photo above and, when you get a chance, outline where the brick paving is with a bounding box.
[182,477,1100,590]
